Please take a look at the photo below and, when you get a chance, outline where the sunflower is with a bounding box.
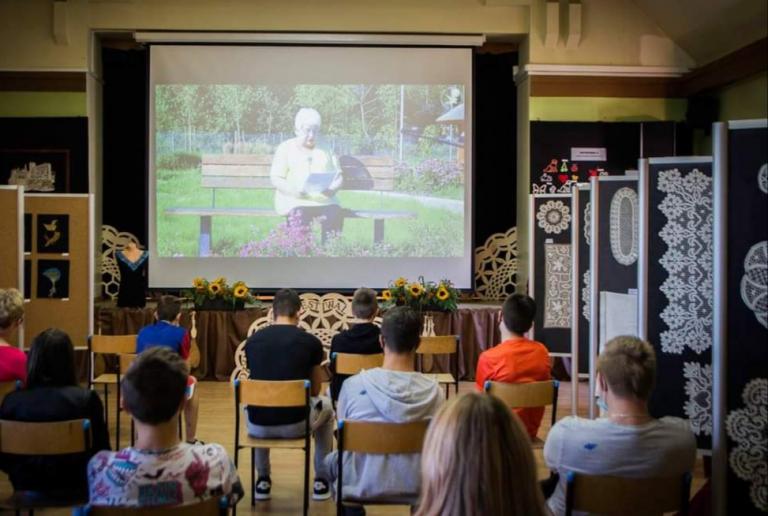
[212,276,227,285]
[408,282,424,297]
[192,277,206,290]
[436,286,450,301]
[233,285,249,299]
[394,277,408,288]
[208,282,222,296]
[382,290,393,301]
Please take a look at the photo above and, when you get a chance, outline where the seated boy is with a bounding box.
[325,306,444,512]
[475,294,551,440]
[136,295,200,443]
[87,347,243,507]
[329,287,381,403]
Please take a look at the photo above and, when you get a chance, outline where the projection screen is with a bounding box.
[149,45,473,289]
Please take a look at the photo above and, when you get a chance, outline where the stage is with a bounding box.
[97,302,502,381]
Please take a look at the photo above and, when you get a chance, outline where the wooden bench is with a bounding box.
[165,154,415,256]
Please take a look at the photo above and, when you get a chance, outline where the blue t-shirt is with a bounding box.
[136,321,190,359]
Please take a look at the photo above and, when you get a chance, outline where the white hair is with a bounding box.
[294,108,322,131]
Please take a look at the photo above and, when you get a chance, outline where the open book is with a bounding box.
[304,172,337,194]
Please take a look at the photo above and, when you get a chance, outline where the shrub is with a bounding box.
[395,159,463,194]
[156,152,201,170]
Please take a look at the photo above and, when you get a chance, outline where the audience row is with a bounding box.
[0,287,697,515]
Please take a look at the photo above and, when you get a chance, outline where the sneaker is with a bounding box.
[313,478,331,501]
[254,476,271,501]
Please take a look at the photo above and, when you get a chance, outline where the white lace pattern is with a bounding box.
[609,187,639,266]
[657,168,713,354]
[726,378,768,512]
[683,361,712,436]
[537,200,571,235]
[741,241,768,329]
[544,244,571,328]
[582,269,591,322]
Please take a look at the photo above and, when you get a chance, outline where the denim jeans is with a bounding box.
[246,395,333,480]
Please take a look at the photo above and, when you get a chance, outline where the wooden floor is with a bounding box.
[0,380,707,515]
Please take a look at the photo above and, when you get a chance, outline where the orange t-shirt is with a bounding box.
[475,337,551,439]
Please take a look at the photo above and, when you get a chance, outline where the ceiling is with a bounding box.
[631,0,768,65]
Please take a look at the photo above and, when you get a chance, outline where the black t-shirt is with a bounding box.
[0,385,111,495]
[245,324,324,426]
[329,323,381,402]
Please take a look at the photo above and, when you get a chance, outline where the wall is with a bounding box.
[717,71,768,122]
[0,91,87,117]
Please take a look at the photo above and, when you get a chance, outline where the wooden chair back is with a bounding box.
[332,353,384,375]
[0,419,91,455]
[90,335,137,355]
[338,420,429,454]
[119,353,138,374]
[415,335,458,355]
[235,379,309,408]
[565,471,692,516]
[84,496,227,516]
[484,379,557,408]
[0,380,20,406]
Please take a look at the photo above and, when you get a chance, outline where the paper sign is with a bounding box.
[571,147,607,162]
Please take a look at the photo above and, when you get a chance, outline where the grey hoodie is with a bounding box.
[324,367,444,503]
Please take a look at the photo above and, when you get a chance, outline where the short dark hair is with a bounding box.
[352,287,378,319]
[598,336,656,400]
[381,306,422,354]
[157,295,182,322]
[273,288,301,318]
[27,328,77,388]
[122,347,189,424]
[502,294,536,335]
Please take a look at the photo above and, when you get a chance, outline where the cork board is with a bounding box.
[24,194,93,350]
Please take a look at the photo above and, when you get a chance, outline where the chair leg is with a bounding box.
[250,447,255,507]
[303,443,310,516]
[103,384,109,422]
[130,419,135,447]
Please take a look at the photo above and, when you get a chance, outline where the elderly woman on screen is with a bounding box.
[270,107,344,238]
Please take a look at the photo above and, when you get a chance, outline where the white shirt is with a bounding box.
[544,416,696,516]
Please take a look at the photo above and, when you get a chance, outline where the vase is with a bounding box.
[421,313,436,337]
[195,298,245,311]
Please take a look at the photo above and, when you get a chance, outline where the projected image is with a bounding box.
[155,84,466,258]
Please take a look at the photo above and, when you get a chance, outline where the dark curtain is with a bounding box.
[473,51,518,244]
[102,47,149,243]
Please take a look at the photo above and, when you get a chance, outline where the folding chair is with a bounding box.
[88,334,137,447]
[233,379,311,516]
[484,379,559,444]
[0,418,91,515]
[330,352,384,408]
[0,380,21,406]
[564,471,692,516]
[116,353,182,449]
[336,419,430,516]
[75,495,228,516]
[416,335,460,398]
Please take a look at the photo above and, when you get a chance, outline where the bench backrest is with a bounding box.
[201,154,396,191]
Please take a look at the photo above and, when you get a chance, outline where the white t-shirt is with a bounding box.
[544,416,696,516]
[270,139,340,214]
[87,443,242,508]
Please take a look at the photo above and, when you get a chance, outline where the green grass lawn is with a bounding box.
[156,168,465,257]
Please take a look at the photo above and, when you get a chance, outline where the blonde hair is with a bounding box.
[416,393,548,516]
[0,288,24,330]
[597,335,656,400]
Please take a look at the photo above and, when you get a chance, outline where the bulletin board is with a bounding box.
[713,120,768,515]
[529,193,572,356]
[639,157,713,451]
[570,184,591,378]
[0,186,24,347]
[23,194,93,350]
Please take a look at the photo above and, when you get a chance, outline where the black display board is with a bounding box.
[572,185,591,378]
[530,194,572,355]
[643,158,713,451]
[530,121,681,195]
[721,121,768,515]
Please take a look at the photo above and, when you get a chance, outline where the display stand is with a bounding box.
[23,194,94,350]
[570,183,590,414]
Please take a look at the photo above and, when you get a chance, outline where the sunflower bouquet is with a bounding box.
[381,276,459,312]
[190,276,257,309]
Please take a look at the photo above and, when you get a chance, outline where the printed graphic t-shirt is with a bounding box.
[87,443,243,508]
